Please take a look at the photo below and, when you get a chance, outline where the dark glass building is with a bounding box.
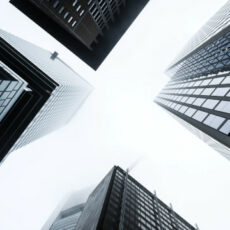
[0,29,92,162]
[10,0,149,70]
[155,1,230,160]
[43,166,197,230]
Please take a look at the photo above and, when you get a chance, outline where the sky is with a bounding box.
[0,0,230,229]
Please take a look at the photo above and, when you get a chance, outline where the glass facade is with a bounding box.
[44,167,196,230]
[167,31,230,80]
[0,61,27,122]
[156,1,230,160]
[96,167,196,230]
[24,0,126,49]
[10,0,149,70]
[57,166,196,230]
[168,0,230,71]
[88,0,125,31]
[49,205,84,230]
[0,29,92,161]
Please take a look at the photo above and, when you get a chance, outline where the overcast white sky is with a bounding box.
[0,0,230,229]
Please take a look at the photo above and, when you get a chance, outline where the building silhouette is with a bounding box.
[10,0,149,70]
[0,29,92,162]
[156,0,230,161]
[43,166,197,230]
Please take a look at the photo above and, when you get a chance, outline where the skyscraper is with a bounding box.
[43,166,197,230]
[0,29,92,162]
[48,204,85,230]
[155,1,230,160]
[10,0,149,70]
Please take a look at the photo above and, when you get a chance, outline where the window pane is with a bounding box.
[202,99,219,109]
[210,77,224,85]
[193,98,206,106]
[186,97,196,104]
[185,108,196,117]
[221,76,230,84]
[193,88,204,95]
[215,101,230,113]
[219,120,230,135]
[192,110,208,122]
[201,88,215,95]
[203,114,225,129]
[212,87,229,96]
[179,105,188,113]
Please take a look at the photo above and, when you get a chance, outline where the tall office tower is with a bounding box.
[0,29,92,162]
[10,0,149,70]
[43,166,196,230]
[155,1,230,160]
[49,204,85,230]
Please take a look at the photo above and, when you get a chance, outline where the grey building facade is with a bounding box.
[10,0,149,70]
[43,166,197,230]
[49,204,85,230]
[155,0,230,160]
[0,29,92,161]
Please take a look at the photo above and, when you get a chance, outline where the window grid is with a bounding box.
[30,0,126,48]
[156,71,230,136]
[168,30,230,80]
[0,62,27,122]
[101,167,196,230]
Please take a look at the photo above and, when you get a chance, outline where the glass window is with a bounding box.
[215,101,230,113]
[0,92,10,100]
[6,81,17,91]
[200,79,212,86]
[210,77,224,85]
[181,89,187,94]
[202,99,219,109]
[193,81,203,86]
[174,104,181,111]
[193,98,206,106]
[188,81,195,87]
[219,120,230,135]
[177,96,183,101]
[201,88,215,95]
[181,97,188,103]
[179,105,188,113]
[185,108,196,117]
[193,88,204,95]
[221,76,230,84]
[192,110,208,122]
[212,87,229,96]
[174,96,179,101]
[203,114,225,129]
[0,80,10,91]
[187,88,196,94]
[186,97,196,104]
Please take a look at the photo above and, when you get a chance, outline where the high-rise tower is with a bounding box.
[156,1,230,160]
[43,166,197,230]
[0,29,92,161]
[10,0,149,70]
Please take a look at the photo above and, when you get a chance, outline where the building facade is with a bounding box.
[0,29,92,162]
[44,166,197,230]
[155,0,230,160]
[10,0,149,70]
[49,204,85,230]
